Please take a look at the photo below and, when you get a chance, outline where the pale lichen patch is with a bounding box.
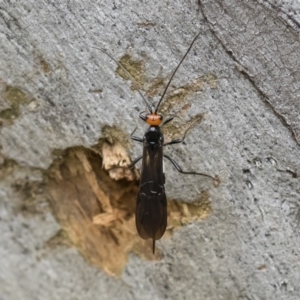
[116,54,145,92]
[0,83,37,125]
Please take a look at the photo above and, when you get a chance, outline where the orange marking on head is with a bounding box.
[146,114,163,126]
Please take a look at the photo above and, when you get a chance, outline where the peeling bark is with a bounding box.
[1,1,300,299]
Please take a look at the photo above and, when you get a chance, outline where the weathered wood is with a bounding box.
[0,0,299,299]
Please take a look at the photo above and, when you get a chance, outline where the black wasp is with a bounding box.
[95,32,218,253]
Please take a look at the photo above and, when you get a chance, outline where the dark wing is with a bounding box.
[136,189,167,240]
[136,140,167,240]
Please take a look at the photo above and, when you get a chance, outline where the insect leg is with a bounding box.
[163,154,217,181]
[107,155,142,173]
[163,128,188,146]
[130,127,143,143]
[161,116,174,126]
[139,111,147,122]
[128,155,143,168]
[132,136,143,143]
[164,138,185,147]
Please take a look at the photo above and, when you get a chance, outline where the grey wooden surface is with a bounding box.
[0,0,300,299]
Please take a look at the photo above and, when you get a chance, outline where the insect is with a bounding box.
[95,32,218,253]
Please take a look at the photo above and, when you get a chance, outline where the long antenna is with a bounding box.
[154,32,201,114]
[92,46,152,113]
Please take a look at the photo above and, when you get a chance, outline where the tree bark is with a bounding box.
[0,0,300,299]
